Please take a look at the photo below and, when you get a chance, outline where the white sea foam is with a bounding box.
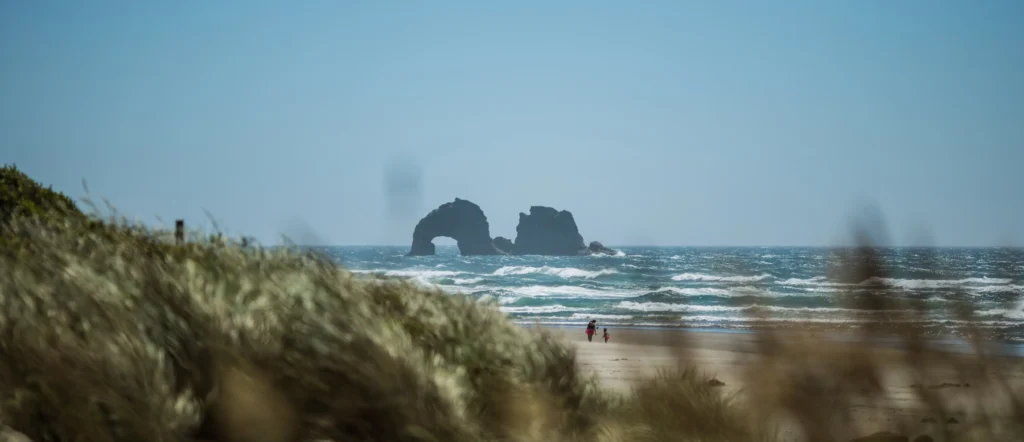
[652,286,815,298]
[671,273,773,283]
[377,269,464,279]
[778,276,833,286]
[569,313,632,320]
[977,299,1024,320]
[975,308,1024,320]
[501,285,646,299]
[614,301,876,314]
[860,277,1015,289]
[652,287,731,297]
[968,285,1024,294]
[499,305,586,314]
[452,277,484,285]
[493,266,619,279]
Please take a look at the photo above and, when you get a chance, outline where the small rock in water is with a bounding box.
[848,431,907,442]
[946,417,959,424]
[707,378,726,387]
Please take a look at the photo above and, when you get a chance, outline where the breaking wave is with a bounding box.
[671,273,774,283]
[493,266,619,279]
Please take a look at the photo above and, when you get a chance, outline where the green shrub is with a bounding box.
[0,164,82,226]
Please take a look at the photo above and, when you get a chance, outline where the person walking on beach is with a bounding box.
[585,320,597,342]
[603,328,610,343]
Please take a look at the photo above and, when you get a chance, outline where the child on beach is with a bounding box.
[603,328,610,343]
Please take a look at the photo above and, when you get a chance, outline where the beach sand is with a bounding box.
[535,326,1024,442]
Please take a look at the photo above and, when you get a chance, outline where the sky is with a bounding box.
[1,1,1022,247]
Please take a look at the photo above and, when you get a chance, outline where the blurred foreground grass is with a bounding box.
[0,166,1021,442]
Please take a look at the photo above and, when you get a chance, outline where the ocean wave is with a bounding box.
[976,300,1024,320]
[569,313,632,320]
[646,286,814,299]
[354,269,465,279]
[778,276,838,286]
[651,287,731,297]
[613,301,898,314]
[968,284,1024,294]
[452,277,484,285]
[975,308,1024,320]
[500,305,586,314]
[493,266,619,279]
[671,273,773,283]
[859,276,1013,289]
[499,285,645,299]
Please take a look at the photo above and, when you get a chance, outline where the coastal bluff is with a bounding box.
[407,198,617,256]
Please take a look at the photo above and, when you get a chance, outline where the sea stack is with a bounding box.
[407,198,502,256]
[510,206,586,255]
[407,199,617,256]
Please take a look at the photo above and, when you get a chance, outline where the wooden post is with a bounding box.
[175,220,184,244]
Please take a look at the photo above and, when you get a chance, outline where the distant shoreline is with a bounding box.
[524,323,1024,358]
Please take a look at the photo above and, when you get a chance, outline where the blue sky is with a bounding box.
[2,1,1022,246]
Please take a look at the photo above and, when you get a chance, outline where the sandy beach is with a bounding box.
[535,326,1024,441]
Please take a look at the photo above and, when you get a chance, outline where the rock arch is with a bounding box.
[407,198,501,256]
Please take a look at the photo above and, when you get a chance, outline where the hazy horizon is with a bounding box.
[3,2,1022,248]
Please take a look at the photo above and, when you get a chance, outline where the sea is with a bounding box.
[312,246,1024,343]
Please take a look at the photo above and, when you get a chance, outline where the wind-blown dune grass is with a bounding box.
[1,166,1020,441]
[0,214,763,442]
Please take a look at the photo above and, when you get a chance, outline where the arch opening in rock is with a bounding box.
[407,198,501,256]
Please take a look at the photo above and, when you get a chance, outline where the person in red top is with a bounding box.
[603,328,610,343]
[585,320,597,342]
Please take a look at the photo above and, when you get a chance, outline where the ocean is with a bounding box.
[314,246,1024,343]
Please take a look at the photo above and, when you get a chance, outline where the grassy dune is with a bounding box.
[0,213,769,442]
[0,167,1021,441]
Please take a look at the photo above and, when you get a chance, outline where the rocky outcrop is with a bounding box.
[492,236,514,254]
[510,206,585,256]
[407,199,616,256]
[408,198,501,256]
[587,241,617,255]
[509,207,617,256]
